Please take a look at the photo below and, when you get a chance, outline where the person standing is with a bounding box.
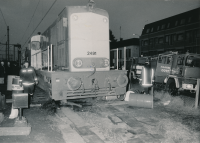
[6,61,12,84]
[12,61,20,76]
[19,61,38,101]
[0,61,6,84]
[6,61,12,75]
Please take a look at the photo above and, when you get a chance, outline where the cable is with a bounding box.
[22,0,58,48]
[19,0,40,43]
[0,7,7,26]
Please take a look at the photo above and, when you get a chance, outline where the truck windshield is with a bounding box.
[185,56,200,68]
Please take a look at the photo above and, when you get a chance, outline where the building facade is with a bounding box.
[140,8,200,56]
[110,38,139,70]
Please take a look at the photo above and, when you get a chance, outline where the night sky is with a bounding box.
[0,0,199,50]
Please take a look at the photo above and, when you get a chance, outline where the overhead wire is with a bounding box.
[19,0,41,43]
[0,7,7,26]
[22,0,58,48]
[0,7,7,45]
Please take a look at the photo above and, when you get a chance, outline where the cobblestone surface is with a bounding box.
[1,84,199,143]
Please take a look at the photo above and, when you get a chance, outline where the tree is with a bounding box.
[109,30,117,42]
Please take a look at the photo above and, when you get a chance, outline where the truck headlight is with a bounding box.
[186,84,193,89]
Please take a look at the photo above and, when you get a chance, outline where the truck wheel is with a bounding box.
[166,80,178,96]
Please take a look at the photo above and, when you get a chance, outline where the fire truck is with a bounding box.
[131,51,200,95]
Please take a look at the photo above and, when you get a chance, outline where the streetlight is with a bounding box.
[133,33,140,37]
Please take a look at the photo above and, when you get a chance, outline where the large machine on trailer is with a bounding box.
[29,1,128,101]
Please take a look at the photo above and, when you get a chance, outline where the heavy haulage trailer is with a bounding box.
[28,1,128,102]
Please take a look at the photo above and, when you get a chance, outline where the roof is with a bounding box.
[110,38,139,49]
[141,8,200,35]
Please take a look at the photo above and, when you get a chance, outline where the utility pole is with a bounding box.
[7,26,9,61]
[6,41,7,60]
[14,45,15,61]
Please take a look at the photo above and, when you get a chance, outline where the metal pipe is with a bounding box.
[66,91,114,97]
[7,26,9,61]
[195,79,200,109]
[66,88,111,93]
[117,48,118,70]
[6,42,7,60]
[48,46,49,72]
[66,93,116,100]
[19,108,22,120]
[14,45,15,61]
[125,92,153,108]
[51,44,52,72]
[124,47,126,70]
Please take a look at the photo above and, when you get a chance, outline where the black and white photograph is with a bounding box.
[0,0,200,142]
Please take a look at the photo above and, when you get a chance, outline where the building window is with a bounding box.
[161,24,165,29]
[167,23,170,28]
[188,17,192,23]
[185,31,193,43]
[140,40,143,46]
[141,40,144,46]
[175,21,178,26]
[173,34,177,41]
[126,49,131,58]
[144,40,149,46]
[180,19,185,25]
[143,40,146,46]
[194,29,200,38]
[185,31,191,39]
[157,26,160,31]
[118,50,122,58]
[149,39,153,45]
[165,35,169,43]
[177,33,184,41]
[158,37,164,44]
[146,29,150,33]
[154,37,158,44]
[151,28,154,32]
[177,56,184,65]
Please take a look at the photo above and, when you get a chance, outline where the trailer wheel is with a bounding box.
[166,79,178,96]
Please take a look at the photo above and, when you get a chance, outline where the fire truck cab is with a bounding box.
[155,51,200,95]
